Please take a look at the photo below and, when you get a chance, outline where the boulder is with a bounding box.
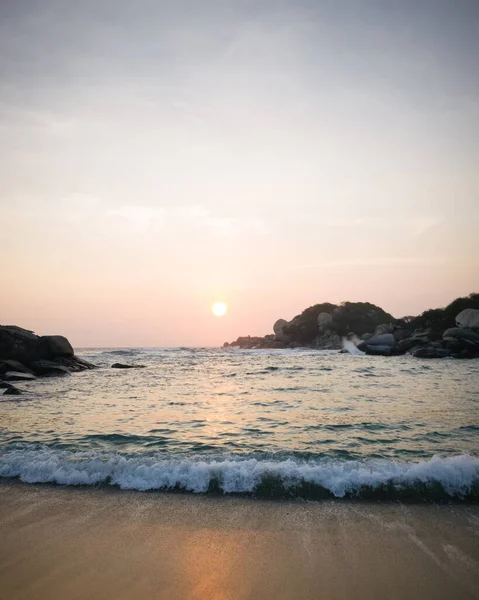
[0,359,34,374]
[455,309,479,330]
[38,335,74,359]
[317,312,333,331]
[0,326,39,363]
[4,371,36,381]
[357,333,396,351]
[314,330,342,350]
[412,347,451,359]
[365,345,392,356]
[361,333,373,341]
[111,363,146,369]
[394,335,430,354]
[374,324,394,335]
[273,319,291,343]
[3,386,22,395]
[393,328,412,342]
[31,360,72,376]
[443,327,479,347]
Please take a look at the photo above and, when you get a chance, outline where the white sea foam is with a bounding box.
[0,450,477,498]
[342,339,365,355]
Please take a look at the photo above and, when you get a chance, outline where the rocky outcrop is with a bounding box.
[0,325,96,390]
[222,293,479,358]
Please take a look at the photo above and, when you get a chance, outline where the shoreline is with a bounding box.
[1,481,478,599]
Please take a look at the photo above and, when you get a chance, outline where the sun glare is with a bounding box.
[212,302,227,317]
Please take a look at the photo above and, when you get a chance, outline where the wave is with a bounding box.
[0,449,478,501]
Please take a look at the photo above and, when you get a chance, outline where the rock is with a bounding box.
[4,371,36,381]
[365,345,392,356]
[317,312,333,331]
[357,333,396,351]
[273,319,291,343]
[0,326,40,363]
[0,359,34,374]
[111,363,146,369]
[37,335,74,359]
[396,335,430,352]
[361,333,373,341]
[3,386,22,395]
[393,328,412,342]
[30,360,72,376]
[61,356,97,371]
[455,309,479,330]
[443,328,479,347]
[0,381,14,389]
[412,347,451,359]
[262,340,287,349]
[374,324,394,335]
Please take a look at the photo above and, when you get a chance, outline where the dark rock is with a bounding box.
[111,363,146,369]
[3,386,22,395]
[63,356,97,370]
[393,328,412,342]
[412,347,451,359]
[443,327,479,347]
[313,332,342,350]
[361,333,373,341]
[394,335,430,354]
[357,333,396,352]
[31,360,72,376]
[4,371,36,381]
[262,340,287,349]
[0,381,14,389]
[0,326,40,363]
[365,345,392,356]
[37,335,74,359]
[1,359,34,374]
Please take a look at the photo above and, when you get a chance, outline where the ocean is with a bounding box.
[1,348,478,501]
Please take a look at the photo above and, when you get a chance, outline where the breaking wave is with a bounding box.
[1,449,478,501]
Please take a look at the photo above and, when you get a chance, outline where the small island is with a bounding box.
[223,293,479,359]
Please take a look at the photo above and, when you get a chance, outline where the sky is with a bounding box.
[1,0,478,347]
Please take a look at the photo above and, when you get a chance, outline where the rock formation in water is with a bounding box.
[0,325,97,392]
[223,293,479,358]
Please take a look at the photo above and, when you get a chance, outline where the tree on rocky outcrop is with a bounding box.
[281,303,337,345]
[332,302,395,337]
[280,301,395,344]
[404,293,479,333]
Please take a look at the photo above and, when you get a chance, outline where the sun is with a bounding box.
[212,301,228,317]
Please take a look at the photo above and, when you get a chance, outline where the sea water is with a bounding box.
[1,348,478,500]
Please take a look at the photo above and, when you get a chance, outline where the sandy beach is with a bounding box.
[0,482,478,600]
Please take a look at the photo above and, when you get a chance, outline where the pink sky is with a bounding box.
[1,1,478,347]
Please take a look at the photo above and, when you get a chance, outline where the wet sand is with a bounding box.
[0,481,478,600]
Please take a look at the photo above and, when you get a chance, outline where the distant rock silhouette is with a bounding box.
[223,293,479,358]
